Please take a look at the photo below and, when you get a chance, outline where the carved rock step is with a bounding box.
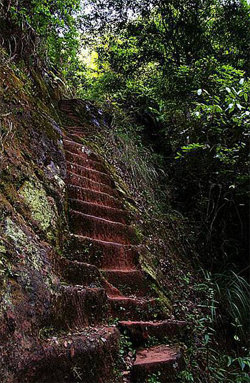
[70,210,138,244]
[66,125,84,132]
[64,139,101,162]
[108,296,163,321]
[69,199,130,224]
[66,132,86,141]
[102,269,151,297]
[67,171,117,196]
[65,150,108,174]
[65,115,81,124]
[64,147,103,167]
[131,345,182,383]
[67,125,89,133]
[68,184,123,209]
[66,235,139,269]
[20,327,120,383]
[119,320,187,346]
[64,126,84,133]
[53,257,103,287]
[67,162,114,186]
[52,285,109,330]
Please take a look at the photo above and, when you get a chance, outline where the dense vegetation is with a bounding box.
[1,0,249,381]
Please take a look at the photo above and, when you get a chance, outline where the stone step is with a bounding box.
[67,184,123,209]
[67,125,88,132]
[64,139,101,162]
[66,125,84,132]
[131,345,183,383]
[102,279,123,297]
[65,150,107,174]
[20,327,120,383]
[108,296,162,321]
[51,285,109,329]
[69,199,130,224]
[119,320,187,346]
[53,257,103,287]
[102,269,150,297]
[65,128,84,134]
[70,210,138,245]
[65,114,81,123]
[66,132,85,141]
[67,162,114,186]
[67,171,117,197]
[66,235,139,269]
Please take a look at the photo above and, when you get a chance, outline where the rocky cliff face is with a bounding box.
[0,49,68,381]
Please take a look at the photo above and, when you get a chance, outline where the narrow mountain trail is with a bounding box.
[46,100,187,383]
[11,103,188,383]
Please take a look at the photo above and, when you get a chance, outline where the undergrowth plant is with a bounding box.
[88,103,168,218]
[147,371,161,383]
[178,270,250,383]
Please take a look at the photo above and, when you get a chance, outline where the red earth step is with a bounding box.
[67,171,118,197]
[131,345,183,383]
[66,235,139,269]
[65,132,86,142]
[64,139,101,161]
[70,210,138,244]
[108,296,162,321]
[65,150,108,174]
[52,285,109,329]
[65,114,81,123]
[64,146,102,165]
[66,125,84,130]
[19,327,120,383]
[119,320,187,346]
[65,127,84,132]
[53,257,103,287]
[67,162,114,186]
[66,124,87,131]
[102,279,123,297]
[64,129,85,137]
[67,185,124,209]
[69,199,130,224]
[102,269,150,296]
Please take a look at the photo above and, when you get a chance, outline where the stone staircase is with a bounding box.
[58,118,186,382]
[19,100,187,383]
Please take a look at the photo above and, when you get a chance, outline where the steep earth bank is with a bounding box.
[0,50,197,382]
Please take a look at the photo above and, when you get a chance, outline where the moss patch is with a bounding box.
[19,179,58,237]
[5,218,44,271]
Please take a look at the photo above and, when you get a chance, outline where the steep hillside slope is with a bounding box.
[0,51,197,382]
[0,49,122,383]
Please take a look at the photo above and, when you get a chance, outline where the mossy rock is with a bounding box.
[19,179,58,238]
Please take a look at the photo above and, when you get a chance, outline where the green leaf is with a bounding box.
[204,334,210,344]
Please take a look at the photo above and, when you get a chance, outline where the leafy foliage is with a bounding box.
[178,270,250,382]
[0,0,81,71]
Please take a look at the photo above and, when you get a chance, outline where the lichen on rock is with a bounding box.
[18,179,58,237]
[5,217,45,271]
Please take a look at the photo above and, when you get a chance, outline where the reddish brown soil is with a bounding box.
[131,345,183,382]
